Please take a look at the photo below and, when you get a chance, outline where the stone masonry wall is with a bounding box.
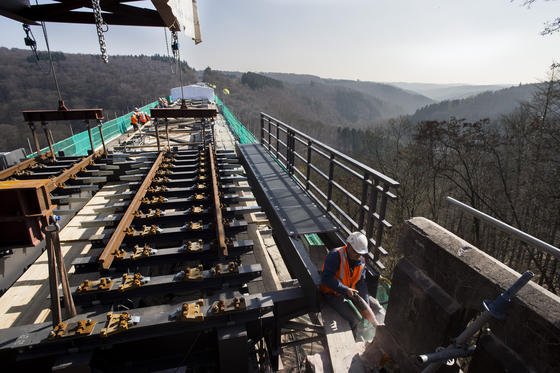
[365,217,560,372]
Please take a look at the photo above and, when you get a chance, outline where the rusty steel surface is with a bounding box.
[98,152,166,269]
[22,108,104,122]
[0,157,38,180]
[150,107,217,119]
[208,144,227,256]
[47,151,103,192]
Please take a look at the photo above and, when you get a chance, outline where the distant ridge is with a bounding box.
[263,72,434,116]
[409,83,539,122]
[387,82,513,101]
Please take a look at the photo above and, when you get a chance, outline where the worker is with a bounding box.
[320,231,373,331]
[138,111,147,125]
[130,110,139,131]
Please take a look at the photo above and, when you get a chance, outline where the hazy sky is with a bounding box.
[0,0,558,84]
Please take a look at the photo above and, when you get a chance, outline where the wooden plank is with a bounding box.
[320,305,362,372]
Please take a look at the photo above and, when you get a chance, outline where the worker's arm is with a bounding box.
[355,271,369,301]
[320,251,349,296]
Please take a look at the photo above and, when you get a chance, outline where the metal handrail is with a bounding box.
[447,197,560,260]
[260,112,399,186]
[260,112,399,270]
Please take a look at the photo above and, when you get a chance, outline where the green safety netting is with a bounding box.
[215,95,257,144]
[27,101,159,158]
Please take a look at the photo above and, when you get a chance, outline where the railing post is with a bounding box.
[287,129,294,175]
[305,140,312,190]
[374,184,389,261]
[260,113,265,144]
[358,172,369,230]
[275,120,280,160]
[366,179,379,239]
[326,153,335,211]
[267,117,272,151]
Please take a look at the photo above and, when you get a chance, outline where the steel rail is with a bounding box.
[0,157,38,180]
[47,151,103,192]
[98,151,166,269]
[446,196,560,260]
[208,144,227,256]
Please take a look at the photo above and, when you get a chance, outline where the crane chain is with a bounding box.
[91,0,109,63]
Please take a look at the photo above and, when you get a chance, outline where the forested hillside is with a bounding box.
[410,84,539,122]
[264,72,434,115]
[223,65,560,290]
[0,48,196,151]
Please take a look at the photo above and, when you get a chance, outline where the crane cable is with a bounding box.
[171,31,185,103]
[36,10,64,105]
[164,27,175,74]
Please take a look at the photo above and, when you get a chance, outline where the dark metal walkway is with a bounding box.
[238,144,337,235]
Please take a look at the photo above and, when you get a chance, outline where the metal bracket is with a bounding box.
[210,297,246,315]
[194,193,206,201]
[49,319,97,339]
[210,262,239,277]
[49,322,68,338]
[75,319,97,336]
[181,239,204,252]
[191,205,204,214]
[148,185,168,193]
[182,221,203,231]
[131,244,156,259]
[114,247,126,260]
[100,312,134,337]
[185,264,204,280]
[124,226,136,236]
[118,273,148,291]
[180,299,205,321]
[141,224,162,235]
[153,177,169,184]
[156,169,171,176]
[77,277,114,293]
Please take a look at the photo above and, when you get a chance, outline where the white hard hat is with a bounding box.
[346,232,368,255]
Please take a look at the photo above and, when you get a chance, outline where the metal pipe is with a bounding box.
[51,220,77,318]
[208,143,227,256]
[154,120,161,152]
[98,152,165,269]
[446,197,560,260]
[85,120,95,154]
[97,120,107,154]
[42,121,56,161]
[29,122,42,156]
[165,119,170,149]
[42,218,62,327]
[417,346,476,365]
[420,271,534,373]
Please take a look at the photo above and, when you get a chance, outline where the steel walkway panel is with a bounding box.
[238,144,337,234]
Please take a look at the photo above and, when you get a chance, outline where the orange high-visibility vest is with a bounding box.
[319,246,365,296]
[131,113,138,125]
[139,113,147,124]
